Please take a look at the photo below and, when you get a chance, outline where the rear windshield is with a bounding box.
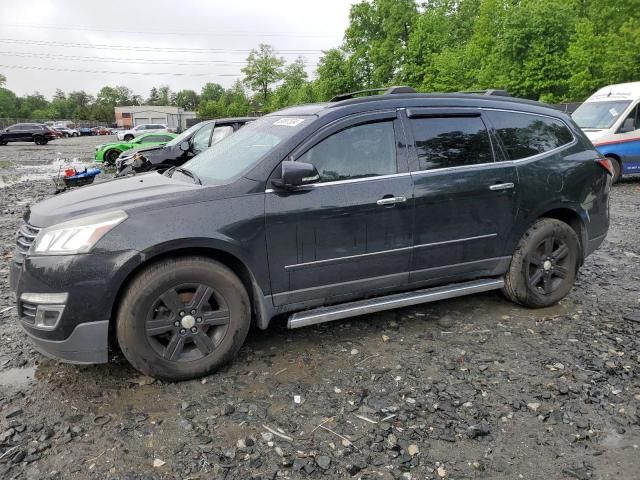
[182,115,310,185]
[572,100,632,129]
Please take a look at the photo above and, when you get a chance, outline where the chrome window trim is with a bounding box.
[284,233,497,271]
[264,172,412,192]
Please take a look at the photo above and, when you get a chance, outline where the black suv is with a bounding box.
[0,123,57,145]
[10,87,611,381]
[114,117,255,174]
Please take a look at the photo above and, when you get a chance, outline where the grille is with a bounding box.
[19,301,37,325]
[14,223,40,265]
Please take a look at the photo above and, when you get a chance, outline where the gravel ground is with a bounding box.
[0,137,639,480]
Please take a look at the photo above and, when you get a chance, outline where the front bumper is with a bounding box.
[10,249,142,364]
[21,319,109,364]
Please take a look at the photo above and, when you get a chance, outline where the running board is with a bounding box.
[287,278,504,329]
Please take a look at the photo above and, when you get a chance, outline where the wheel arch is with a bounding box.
[108,245,273,353]
[536,207,587,263]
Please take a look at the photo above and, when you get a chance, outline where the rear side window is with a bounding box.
[486,111,573,160]
[298,121,397,182]
[409,116,493,171]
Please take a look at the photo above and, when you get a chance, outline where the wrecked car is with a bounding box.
[115,117,254,176]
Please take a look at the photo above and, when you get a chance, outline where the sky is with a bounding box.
[0,0,356,99]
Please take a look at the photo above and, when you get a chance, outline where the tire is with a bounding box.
[72,132,79,137]
[34,135,45,145]
[503,218,580,308]
[104,149,121,165]
[0,138,6,146]
[608,156,622,183]
[124,134,134,141]
[117,257,251,381]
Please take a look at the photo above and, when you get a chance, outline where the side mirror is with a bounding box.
[272,161,319,190]
[619,117,636,134]
[179,141,190,152]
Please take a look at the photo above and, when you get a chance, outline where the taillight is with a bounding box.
[597,158,614,176]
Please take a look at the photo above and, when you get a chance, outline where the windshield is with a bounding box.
[572,100,632,129]
[182,115,310,185]
[165,122,204,147]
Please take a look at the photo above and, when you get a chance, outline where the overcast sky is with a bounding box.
[0,0,355,99]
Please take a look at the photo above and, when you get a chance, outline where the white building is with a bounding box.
[115,106,196,131]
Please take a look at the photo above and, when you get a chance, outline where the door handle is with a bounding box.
[489,182,515,191]
[376,195,407,206]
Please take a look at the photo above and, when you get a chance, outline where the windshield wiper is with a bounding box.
[167,166,202,185]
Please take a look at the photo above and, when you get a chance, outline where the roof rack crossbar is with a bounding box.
[330,85,417,102]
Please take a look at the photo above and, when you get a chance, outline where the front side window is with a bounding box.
[410,116,493,171]
[192,124,215,154]
[486,111,574,160]
[620,105,640,132]
[298,121,397,182]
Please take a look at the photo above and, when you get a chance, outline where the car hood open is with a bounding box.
[28,172,201,227]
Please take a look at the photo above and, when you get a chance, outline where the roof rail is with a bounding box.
[460,89,511,97]
[330,85,417,102]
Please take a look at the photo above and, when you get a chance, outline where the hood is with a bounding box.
[583,130,608,142]
[28,172,201,227]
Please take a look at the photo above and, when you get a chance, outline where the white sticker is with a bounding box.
[274,118,304,127]
[609,108,619,117]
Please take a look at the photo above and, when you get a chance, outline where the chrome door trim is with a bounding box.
[284,233,498,271]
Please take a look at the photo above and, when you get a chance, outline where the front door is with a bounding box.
[402,108,517,285]
[265,111,414,307]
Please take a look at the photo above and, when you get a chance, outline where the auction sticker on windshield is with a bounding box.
[274,118,305,127]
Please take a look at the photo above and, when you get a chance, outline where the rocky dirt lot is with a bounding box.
[0,137,639,480]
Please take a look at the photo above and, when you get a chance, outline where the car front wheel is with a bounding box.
[104,149,121,165]
[503,218,580,308]
[124,134,134,141]
[34,135,46,145]
[117,257,251,381]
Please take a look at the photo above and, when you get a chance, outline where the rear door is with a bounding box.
[403,108,518,285]
[265,111,414,307]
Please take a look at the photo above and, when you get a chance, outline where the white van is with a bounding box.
[572,81,640,181]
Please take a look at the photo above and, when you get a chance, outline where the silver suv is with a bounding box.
[117,123,169,141]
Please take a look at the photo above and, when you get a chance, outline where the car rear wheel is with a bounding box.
[117,257,251,381]
[0,138,6,146]
[72,132,79,137]
[34,135,46,145]
[104,149,121,165]
[503,218,580,308]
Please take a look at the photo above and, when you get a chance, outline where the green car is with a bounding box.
[94,132,177,164]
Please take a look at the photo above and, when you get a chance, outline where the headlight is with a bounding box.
[31,210,128,255]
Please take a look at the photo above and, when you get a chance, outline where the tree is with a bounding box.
[200,83,225,103]
[174,89,199,110]
[0,87,17,118]
[147,87,161,105]
[241,44,285,105]
[270,58,314,110]
[0,73,6,88]
[157,85,172,105]
[344,0,417,87]
[314,49,360,100]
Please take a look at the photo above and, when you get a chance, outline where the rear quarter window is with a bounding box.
[486,111,574,160]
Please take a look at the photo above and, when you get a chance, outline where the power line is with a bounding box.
[0,22,342,38]
[0,38,326,55]
[0,64,241,77]
[0,51,318,68]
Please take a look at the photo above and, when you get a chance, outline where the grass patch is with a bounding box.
[0,160,14,169]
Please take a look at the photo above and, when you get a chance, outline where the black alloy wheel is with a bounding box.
[525,236,571,295]
[145,283,230,362]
